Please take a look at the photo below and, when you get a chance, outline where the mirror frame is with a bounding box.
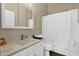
[1,3,34,29]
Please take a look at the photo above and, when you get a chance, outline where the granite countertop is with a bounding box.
[0,38,43,56]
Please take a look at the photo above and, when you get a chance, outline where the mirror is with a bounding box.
[1,3,34,29]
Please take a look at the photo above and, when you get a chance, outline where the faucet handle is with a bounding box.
[21,34,24,40]
[21,34,28,40]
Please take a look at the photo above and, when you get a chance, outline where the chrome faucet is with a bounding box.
[21,34,24,40]
[21,34,28,40]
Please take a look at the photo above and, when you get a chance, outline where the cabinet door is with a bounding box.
[34,41,44,56]
[28,41,44,56]
[36,45,44,56]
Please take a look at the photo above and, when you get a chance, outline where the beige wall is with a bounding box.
[33,3,47,34]
[47,3,77,14]
[0,3,47,42]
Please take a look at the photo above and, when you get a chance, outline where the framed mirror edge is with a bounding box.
[1,3,34,29]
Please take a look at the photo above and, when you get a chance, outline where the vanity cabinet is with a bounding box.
[12,41,44,56]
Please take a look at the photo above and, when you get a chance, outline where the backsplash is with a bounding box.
[0,29,34,43]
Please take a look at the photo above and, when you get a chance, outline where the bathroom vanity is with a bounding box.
[0,3,44,56]
[0,38,44,56]
[12,39,44,56]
